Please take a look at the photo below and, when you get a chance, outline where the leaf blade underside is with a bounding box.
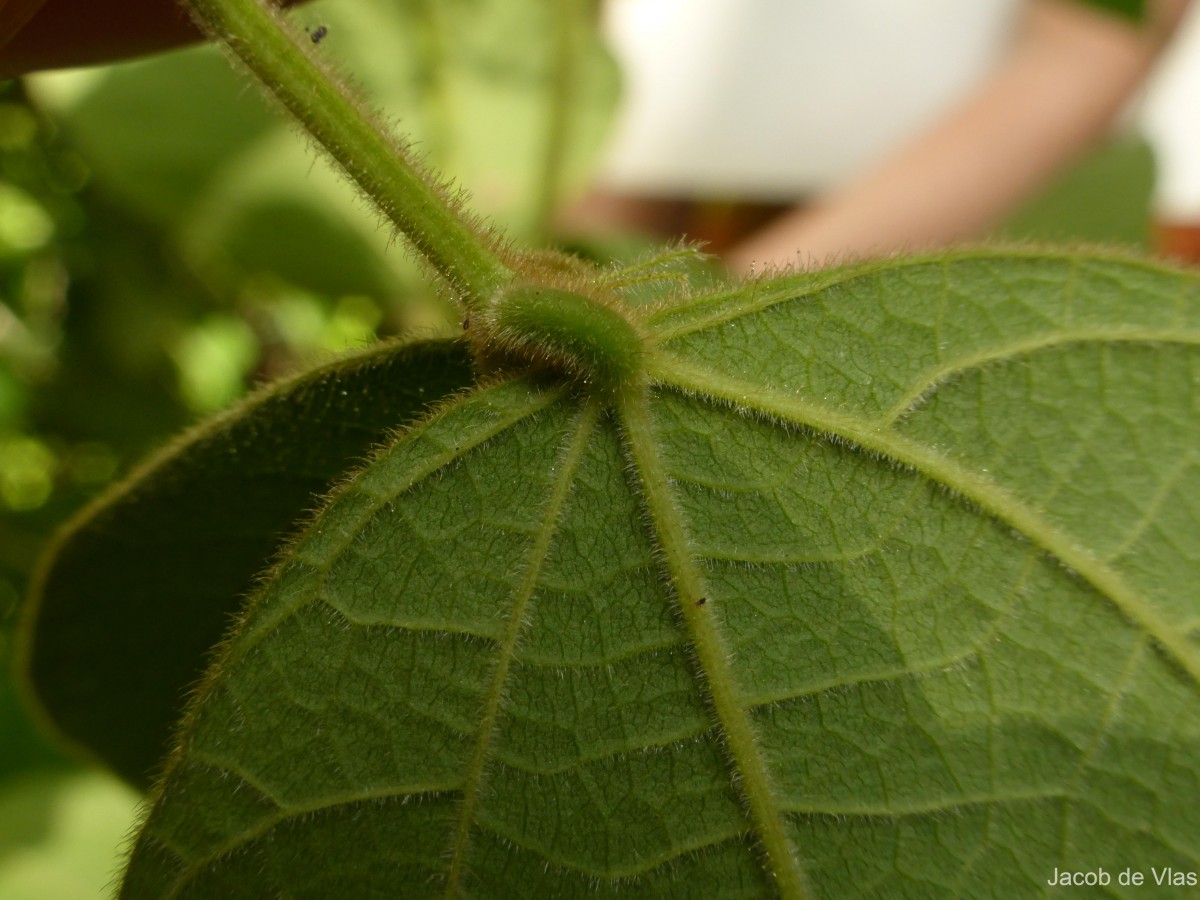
[18,338,475,788]
[118,252,1199,897]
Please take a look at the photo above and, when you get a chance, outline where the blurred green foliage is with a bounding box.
[1001,135,1156,249]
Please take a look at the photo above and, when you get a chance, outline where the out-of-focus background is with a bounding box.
[1142,2,1200,245]
[0,1,1197,896]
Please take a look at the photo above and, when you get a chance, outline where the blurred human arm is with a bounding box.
[727,0,1192,273]
[0,0,312,79]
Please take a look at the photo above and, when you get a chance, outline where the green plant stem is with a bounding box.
[183,0,513,307]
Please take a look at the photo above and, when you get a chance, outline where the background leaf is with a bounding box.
[0,770,139,900]
[116,251,1199,897]
[999,136,1156,250]
[20,338,473,788]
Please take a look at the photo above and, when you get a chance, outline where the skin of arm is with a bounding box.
[726,0,1193,274]
[0,0,313,78]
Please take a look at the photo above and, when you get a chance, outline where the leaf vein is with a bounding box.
[165,780,460,895]
[619,389,812,898]
[651,356,1200,688]
[490,723,713,777]
[231,380,565,663]
[468,816,754,881]
[443,396,599,896]
[878,327,1200,428]
[1104,448,1197,563]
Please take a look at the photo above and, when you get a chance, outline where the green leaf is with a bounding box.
[110,250,1199,897]
[1073,0,1145,22]
[18,339,474,789]
[1000,136,1155,249]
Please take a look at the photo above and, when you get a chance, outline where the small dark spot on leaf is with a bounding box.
[695,596,707,607]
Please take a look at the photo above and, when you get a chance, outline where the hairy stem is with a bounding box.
[183,0,513,307]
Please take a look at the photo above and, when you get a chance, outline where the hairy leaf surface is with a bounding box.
[20,340,473,787]
[102,251,1200,896]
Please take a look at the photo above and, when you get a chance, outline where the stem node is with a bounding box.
[481,283,645,391]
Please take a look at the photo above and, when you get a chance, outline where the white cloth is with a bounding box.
[1138,3,1200,219]
[598,0,1022,198]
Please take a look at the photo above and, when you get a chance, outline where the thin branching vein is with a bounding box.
[165,782,462,896]
[645,249,1196,344]
[232,380,565,660]
[878,327,1200,427]
[468,817,754,880]
[651,356,1200,687]
[444,397,600,896]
